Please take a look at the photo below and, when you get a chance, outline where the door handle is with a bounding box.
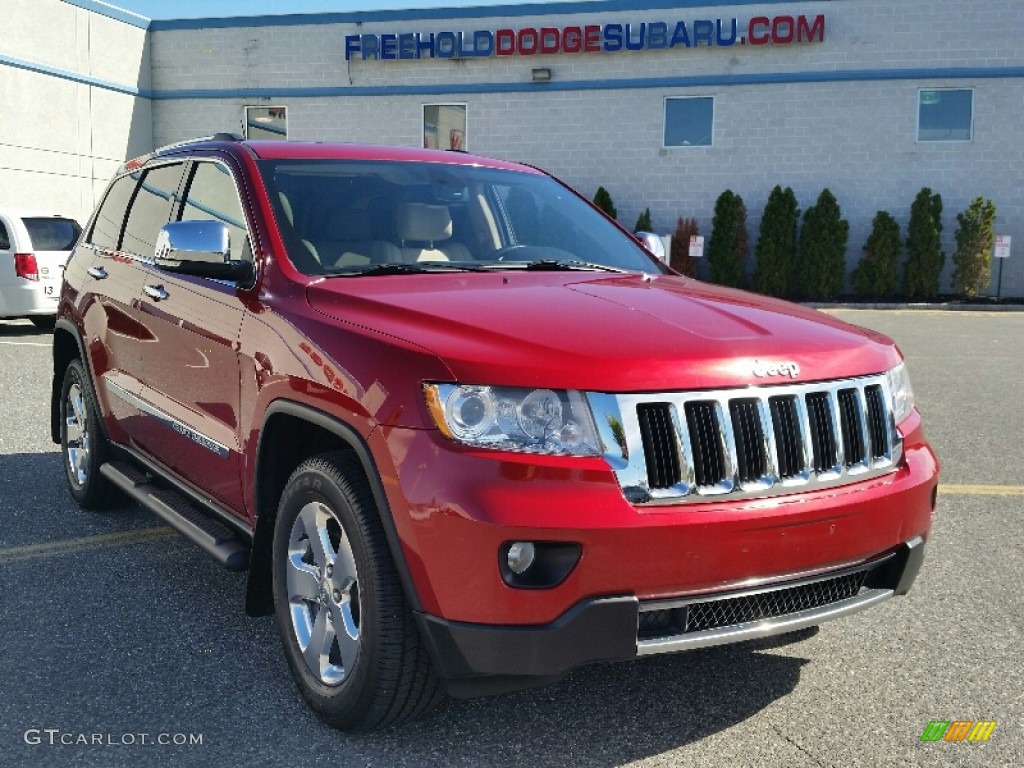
[87,265,108,280]
[143,284,169,301]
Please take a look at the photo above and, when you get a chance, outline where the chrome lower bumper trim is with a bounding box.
[635,587,894,655]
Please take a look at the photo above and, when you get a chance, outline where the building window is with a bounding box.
[244,106,288,140]
[664,97,714,147]
[917,89,973,142]
[423,104,467,151]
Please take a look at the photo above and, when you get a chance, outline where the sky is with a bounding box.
[103,0,599,21]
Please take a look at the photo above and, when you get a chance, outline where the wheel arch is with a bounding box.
[245,400,422,617]
[51,318,88,444]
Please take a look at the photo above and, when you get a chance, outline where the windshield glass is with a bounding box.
[23,217,82,251]
[258,159,666,276]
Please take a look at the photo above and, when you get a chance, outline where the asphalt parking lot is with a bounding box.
[0,309,1021,768]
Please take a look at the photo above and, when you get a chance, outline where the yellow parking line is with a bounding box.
[0,527,177,565]
[940,484,1024,497]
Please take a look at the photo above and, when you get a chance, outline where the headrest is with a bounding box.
[278,191,294,224]
[326,214,372,241]
[397,203,452,243]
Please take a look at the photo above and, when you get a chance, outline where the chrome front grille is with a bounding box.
[589,374,900,505]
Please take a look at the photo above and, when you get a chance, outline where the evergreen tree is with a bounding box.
[851,211,902,298]
[795,188,849,300]
[634,208,653,232]
[952,197,997,298]
[593,186,617,220]
[752,185,800,297]
[707,190,749,288]
[670,217,698,277]
[903,188,944,298]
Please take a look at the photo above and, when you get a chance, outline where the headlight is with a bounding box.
[424,383,601,456]
[886,362,915,424]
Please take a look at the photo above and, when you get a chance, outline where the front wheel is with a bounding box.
[272,452,443,730]
[60,359,119,509]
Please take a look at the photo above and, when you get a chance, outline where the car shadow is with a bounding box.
[358,641,809,765]
[0,319,51,337]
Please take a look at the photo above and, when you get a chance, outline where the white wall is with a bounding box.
[0,0,152,224]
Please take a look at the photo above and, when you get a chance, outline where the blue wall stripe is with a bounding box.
[0,54,144,96]
[61,0,150,29]
[2,52,1021,100]
[150,67,1024,100]
[148,0,828,31]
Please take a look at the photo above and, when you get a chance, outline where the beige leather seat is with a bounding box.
[315,212,400,267]
[278,191,322,268]
[396,203,471,262]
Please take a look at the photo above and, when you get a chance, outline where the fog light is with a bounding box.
[506,542,536,574]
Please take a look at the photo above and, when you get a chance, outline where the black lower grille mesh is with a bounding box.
[683,570,867,633]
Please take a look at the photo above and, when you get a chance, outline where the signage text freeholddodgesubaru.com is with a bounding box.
[344,14,826,60]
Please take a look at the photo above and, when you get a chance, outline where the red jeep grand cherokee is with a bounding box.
[51,135,938,730]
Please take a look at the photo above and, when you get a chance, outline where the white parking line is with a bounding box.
[0,340,51,347]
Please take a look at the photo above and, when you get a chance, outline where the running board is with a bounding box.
[100,461,250,571]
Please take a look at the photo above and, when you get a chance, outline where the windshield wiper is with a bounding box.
[333,262,486,277]
[518,259,629,273]
[475,259,628,273]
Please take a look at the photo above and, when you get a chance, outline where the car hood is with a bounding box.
[306,272,900,392]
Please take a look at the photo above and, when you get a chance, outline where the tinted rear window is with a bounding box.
[23,218,82,251]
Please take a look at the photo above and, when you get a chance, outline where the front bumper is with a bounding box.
[418,536,925,697]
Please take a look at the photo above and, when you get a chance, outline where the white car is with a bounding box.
[0,208,82,328]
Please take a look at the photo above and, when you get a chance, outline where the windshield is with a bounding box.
[23,217,82,251]
[258,159,667,277]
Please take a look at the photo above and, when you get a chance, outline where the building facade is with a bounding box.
[3,0,1022,296]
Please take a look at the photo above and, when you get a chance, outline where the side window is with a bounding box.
[0,220,10,250]
[88,173,139,250]
[179,161,250,261]
[121,163,185,258]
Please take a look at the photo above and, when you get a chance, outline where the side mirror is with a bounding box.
[155,221,253,283]
[635,231,667,263]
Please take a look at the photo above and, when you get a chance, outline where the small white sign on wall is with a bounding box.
[689,235,705,258]
[994,235,1011,259]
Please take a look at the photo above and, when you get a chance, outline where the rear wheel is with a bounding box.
[272,452,444,730]
[60,359,119,509]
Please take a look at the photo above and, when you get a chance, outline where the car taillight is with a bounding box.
[14,253,39,281]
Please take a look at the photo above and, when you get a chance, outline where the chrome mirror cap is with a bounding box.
[636,231,667,263]
[155,220,231,267]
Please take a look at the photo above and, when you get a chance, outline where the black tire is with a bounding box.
[29,315,56,330]
[272,451,444,730]
[60,358,120,509]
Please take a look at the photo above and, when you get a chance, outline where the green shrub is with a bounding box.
[670,216,698,277]
[851,211,902,298]
[634,207,652,232]
[952,197,997,298]
[707,190,749,288]
[753,185,800,297]
[903,188,944,298]
[593,186,617,220]
[795,188,849,300]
